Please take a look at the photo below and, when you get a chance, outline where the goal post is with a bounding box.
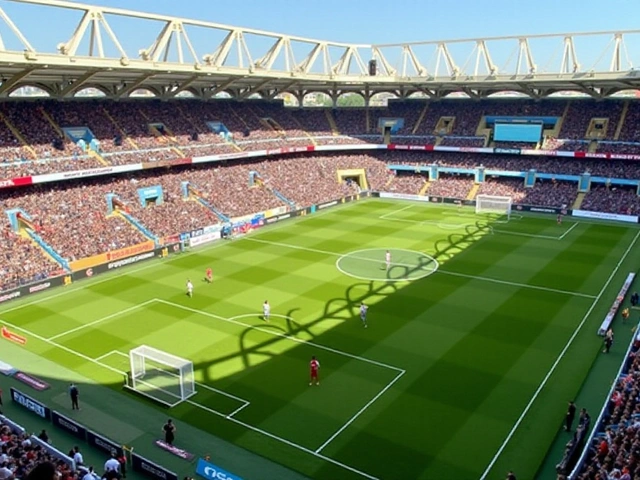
[127,345,196,407]
[475,195,512,220]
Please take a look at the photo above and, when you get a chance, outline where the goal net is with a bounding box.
[475,195,512,221]
[127,345,196,407]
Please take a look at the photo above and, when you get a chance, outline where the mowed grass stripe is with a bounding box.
[1,200,635,480]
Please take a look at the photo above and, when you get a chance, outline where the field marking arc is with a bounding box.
[0,314,381,480]
[245,237,597,299]
[478,228,640,480]
[335,248,439,283]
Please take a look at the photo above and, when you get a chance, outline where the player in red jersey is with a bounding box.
[205,268,212,283]
[309,356,320,386]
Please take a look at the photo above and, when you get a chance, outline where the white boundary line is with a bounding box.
[478,229,640,480]
[244,237,596,299]
[380,206,578,241]
[154,302,405,454]
[47,300,156,341]
[315,369,405,454]
[0,306,390,480]
[155,298,404,373]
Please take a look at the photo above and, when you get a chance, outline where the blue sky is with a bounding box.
[1,0,639,73]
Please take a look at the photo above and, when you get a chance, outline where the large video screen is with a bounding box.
[494,123,543,142]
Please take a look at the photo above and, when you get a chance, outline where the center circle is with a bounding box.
[336,248,439,282]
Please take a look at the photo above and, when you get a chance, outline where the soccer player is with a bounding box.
[557,213,563,225]
[205,267,212,283]
[360,302,368,328]
[309,356,320,386]
[263,300,270,322]
[186,279,193,298]
[385,250,391,271]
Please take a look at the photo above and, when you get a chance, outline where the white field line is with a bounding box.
[0,196,358,317]
[315,369,405,454]
[227,402,250,418]
[437,270,597,299]
[109,349,250,406]
[95,350,119,362]
[0,318,380,480]
[155,298,404,374]
[47,300,156,341]
[244,237,596,299]
[380,208,579,241]
[379,204,414,220]
[559,221,579,240]
[478,229,640,480]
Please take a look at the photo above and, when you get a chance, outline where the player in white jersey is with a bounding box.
[186,279,193,298]
[360,303,368,328]
[263,301,270,322]
[385,250,391,271]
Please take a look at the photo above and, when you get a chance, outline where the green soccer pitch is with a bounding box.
[2,198,640,480]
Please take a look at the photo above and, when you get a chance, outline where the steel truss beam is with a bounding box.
[0,0,636,99]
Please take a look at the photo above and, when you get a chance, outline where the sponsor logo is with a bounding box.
[10,388,50,419]
[196,458,243,480]
[106,242,154,262]
[494,148,521,155]
[0,360,17,376]
[0,179,15,188]
[14,372,49,391]
[28,282,51,294]
[132,454,177,480]
[516,205,523,211]
[86,268,94,277]
[529,207,557,214]
[0,291,21,303]
[189,232,221,248]
[379,192,430,202]
[266,217,278,224]
[1,326,26,345]
[318,201,338,210]
[108,251,155,270]
[61,167,115,180]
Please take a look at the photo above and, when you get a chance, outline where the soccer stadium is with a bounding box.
[2,1,640,480]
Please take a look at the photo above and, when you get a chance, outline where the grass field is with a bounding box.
[2,198,640,480]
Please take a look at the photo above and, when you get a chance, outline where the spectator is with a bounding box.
[103,455,119,475]
[36,432,47,444]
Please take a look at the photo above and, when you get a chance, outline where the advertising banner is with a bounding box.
[131,453,178,480]
[10,387,51,420]
[572,209,639,224]
[196,458,243,480]
[52,411,88,441]
[13,372,49,391]
[86,430,124,457]
[0,176,33,189]
[379,192,430,202]
[70,241,155,271]
[188,231,221,248]
[35,164,141,184]
[598,273,636,336]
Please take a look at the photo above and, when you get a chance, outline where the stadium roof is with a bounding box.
[1,0,640,100]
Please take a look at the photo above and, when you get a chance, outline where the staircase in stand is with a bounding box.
[103,108,139,149]
[466,184,481,201]
[325,110,340,136]
[0,111,37,159]
[87,149,110,166]
[614,101,629,141]
[572,192,586,210]
[412,104,428,134]
[419,181,430,196]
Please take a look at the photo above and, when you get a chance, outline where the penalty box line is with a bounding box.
[0,318,381,480]
[96,349,250,410]
[379,204,580,240]
[244,237,596,299]
[155,299,407,453]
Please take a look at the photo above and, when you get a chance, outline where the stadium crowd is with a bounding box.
[0,98,640,178]
[0,419,79,480]
[573,335,640,480]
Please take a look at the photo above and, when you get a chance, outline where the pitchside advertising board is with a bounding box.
[10,387,51,420]
[52,411,87,441]
[196,457,243,480]
[132,453,178,480]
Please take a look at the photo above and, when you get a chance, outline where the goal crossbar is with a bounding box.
[128,345,196,407]
[475,194,512,219]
